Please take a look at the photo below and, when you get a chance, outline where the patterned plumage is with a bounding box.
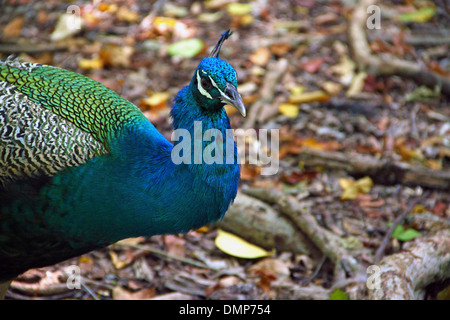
[0,30,244,285]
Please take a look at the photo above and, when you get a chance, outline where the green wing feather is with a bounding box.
[0,60,148,185]
[0,61,146,144]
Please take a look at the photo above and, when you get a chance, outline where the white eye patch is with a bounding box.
[196,70,232,102]
[196,70,212,99]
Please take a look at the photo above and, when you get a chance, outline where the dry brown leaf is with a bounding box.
[113,286,155,300]
[301,57,324,73]
[270,42,291,56]
[248,258,290,278]
[100,44,134,67]
[116,6,140,23]
[163,235,186,258]
[250,47,271,66]
[3,16,24,37]
[240,164,261,181]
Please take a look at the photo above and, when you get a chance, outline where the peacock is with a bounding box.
[0,30,245,298]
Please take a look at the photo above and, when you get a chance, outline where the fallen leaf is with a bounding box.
[50,13,83,42]
[281,170,318,184]
[398,7,436,23]
[153,16,178,34]
[301,57,324,73]
[346,71,367,97]
[250,47,271,66]
[330,55,355,85]
[248,258,291,278]
[321,81,342,95]
[270,42,291,56]
[3,16,24,37]
[431,201,447,217]
[301,137,340,151]
[215,229,275,259]
[98,3,118,13]
[113,286,155,300]
[289,90,329,104]
[395,138,424,162]
[226,3,253,15]
[339,176,373,200]
[198,12,223,23]
[240,164,261,181]
[391,225,421,242]
[100,44,134,67]
[167,38,204,58]
[140,92,171,110]
[278,103,299,118]
[232,14,254,26]
[79,57,104,70]
[163,235,186,258]
[116,6,140,22]
[330,288,349,300]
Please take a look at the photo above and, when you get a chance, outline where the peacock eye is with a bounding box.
[201,76,212,90]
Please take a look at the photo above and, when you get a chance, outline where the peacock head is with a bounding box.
[190,30,246,117]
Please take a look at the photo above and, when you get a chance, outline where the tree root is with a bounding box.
[242,188,365,283]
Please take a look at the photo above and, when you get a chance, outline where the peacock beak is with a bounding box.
[221,82,246,117]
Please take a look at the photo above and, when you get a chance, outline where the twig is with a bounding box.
[243,59,288,128]
[0,43,67,54]
[301,256,327,286]
[374,191,430,264]
[79,278,100,300]
[116,242,218,270]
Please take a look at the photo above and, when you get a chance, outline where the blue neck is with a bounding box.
[44,86,240,248]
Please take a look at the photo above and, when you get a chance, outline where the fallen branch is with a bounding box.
[219,193,320,257]
[0,43,67,54]
[297,148,450,190]
[349,0,450,96]
[374,191,430,264]
[243,188,363,283]
[368,229,450,300]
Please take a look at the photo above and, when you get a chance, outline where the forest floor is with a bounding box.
[1,0,449,300]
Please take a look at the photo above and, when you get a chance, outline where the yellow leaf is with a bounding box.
[353,176,373,193]
[79,57,104,70]
[226,3,253,15]
[289,90,329,104]
[290,86,305,95]
[141,92,170,109]
[215,229,275,259]
[238,14,254,26]
[322,81,342,95]
[346,72,367,97]
[339,176,373,200]
[116,6,140,23]
[338,178,355,189]
[153,17,178,33]
[78,256,93,264]
[279,103,299,118]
